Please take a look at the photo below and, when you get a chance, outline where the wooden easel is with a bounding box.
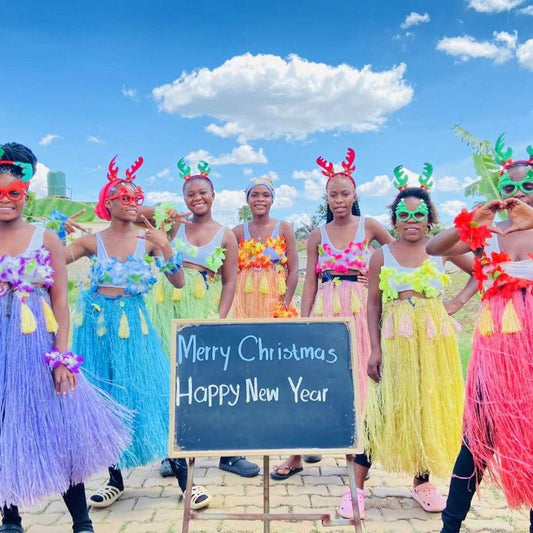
[180,454,362,533]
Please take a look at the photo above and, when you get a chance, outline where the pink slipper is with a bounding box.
[337,487,365,519]
[411,482,446,512]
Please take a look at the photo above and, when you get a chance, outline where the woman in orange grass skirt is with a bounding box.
[231,177,299,318]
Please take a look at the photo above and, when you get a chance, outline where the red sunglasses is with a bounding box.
[108,185,144,206]
[0,181,29,202]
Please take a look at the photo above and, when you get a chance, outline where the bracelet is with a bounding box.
[44,349,83,374]
[453,208,492,251]
[44,210,69,240]
[157,251,183,275]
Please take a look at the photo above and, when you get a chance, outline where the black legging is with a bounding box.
[1,483,93,533]
[441,443,533,533]
[355,452,430,482]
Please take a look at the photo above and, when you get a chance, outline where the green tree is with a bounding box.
[238,205,252,222]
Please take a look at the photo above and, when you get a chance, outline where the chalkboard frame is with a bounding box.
[168,317,361,458]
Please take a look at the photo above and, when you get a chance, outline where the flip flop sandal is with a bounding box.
[89,484,124,508]
[337,487,365,520]
[269,465,304,480]
[186,485,211,510]
[411,482,446,512]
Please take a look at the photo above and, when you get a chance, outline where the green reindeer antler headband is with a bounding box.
[392,162,434,191]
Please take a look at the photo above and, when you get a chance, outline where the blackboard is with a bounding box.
[168,318,359,457]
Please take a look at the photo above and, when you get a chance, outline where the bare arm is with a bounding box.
[367,249,384,383]
[366,217,394,246]
[300,229,320,317]
[280,221,299,308]
[64,234,95,264]
[44,230,77,394]
[218,229,238,318]
[426,227,471,257]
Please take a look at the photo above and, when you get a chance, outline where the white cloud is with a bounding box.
[368,213,391,228]
[286,212,313,229]
[467,0,525,12]
[519,5,533,14]
[39,134,60,146]
[88,135,104,144]
[493,30,518,49]
[358,174,394,197]
[438,200,468,217]
[517,39,533,70]
[436,34,514,63]
[273,184,298,209]
[145,191,182,205]
[29,162,49,197]
[436,175,479,192]
[147,168,172,183]
[303,178,327,201]
[400,12,430,29]
[243,167,254,176]
[122,86,139,101]
[153,53,413,142]
[184,145,267,166]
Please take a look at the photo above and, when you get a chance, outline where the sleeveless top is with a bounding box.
[0,226,54,296]
[238,220,288,269]
[379,244,448,302]
[316,216,371,275]
[88,231,156,295]
[483,234,533,281]
[173,224,226,272]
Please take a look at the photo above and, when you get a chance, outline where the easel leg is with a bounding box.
[346,454,363,533]
[263,456,270,533]
[181,457,196,533]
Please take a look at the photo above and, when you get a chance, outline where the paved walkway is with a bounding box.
[20,456,530,533]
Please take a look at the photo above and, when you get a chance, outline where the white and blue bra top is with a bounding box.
[173,224,225,271]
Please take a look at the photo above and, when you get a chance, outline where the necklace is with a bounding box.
[250,221,270,242]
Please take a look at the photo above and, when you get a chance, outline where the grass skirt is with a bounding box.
[72,290,169,470]
[364,297,464,478]
[231,267,290,318]
[310,280,370,405]
[146,268,222,354]
[0,288,130,507]
[464,288,533,508]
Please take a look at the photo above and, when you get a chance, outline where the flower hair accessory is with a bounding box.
[95,155,144,220]
[494,133,533,177]
[0,147,34,181]
[316,148,356,186]
[177,158,211,180]
[44,349,83,374]
[393,163,434,191]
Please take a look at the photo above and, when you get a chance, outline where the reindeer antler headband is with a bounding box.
[316,148,356,186]
[494,133,533,177]
[393,163,434,191]
[178,158,212,180]
[94,155,144,220]
[0,147,34,182]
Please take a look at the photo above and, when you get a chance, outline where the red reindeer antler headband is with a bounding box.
[95,155,144,220]
[316,148,356,187]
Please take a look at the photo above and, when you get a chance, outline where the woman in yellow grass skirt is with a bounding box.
[231,177,298,318]
[346,175,475,520]
[146,158,260,481]
[270,147,392,486]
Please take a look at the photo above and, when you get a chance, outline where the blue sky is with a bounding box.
[2,0,532,228]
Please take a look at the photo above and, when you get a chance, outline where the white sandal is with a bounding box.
[186,485,211,510]
[89,484,124,508]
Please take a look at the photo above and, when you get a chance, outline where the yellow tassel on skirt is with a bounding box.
[139,308,149,335]
[171,288,182,301]
[155,281,165,304]
[364,297,464,478]
[477,305,494,337]
[20,302,37,334]
[501,299,521,333]
[118,311,130,339]
[41,298,58,333]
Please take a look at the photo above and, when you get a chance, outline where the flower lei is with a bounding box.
[454,208,492,251]
[153,202,178,233]
[472,250,533,300]
[44,349,83,374]
[0,248,54,297]
[238,236,288,270]
[379,259,449,302]
[44,210,69,240]
[316,240,370,276]
[206,247,226,272]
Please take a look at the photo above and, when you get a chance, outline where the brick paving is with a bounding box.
[19,456,530,532]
